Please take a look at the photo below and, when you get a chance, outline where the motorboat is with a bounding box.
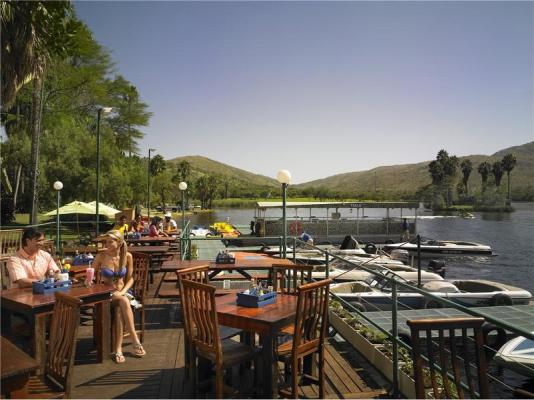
[383,237,492,257]
[494,335,534,378]
[311,262,418,282]
[330,271,531,311]
[190,225,215,237]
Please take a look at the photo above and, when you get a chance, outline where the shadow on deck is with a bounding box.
[71,273,388,399]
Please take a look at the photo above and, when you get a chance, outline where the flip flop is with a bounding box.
[133,343,146,357]
[112,352,125,364]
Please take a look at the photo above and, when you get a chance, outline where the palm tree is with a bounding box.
[478,162,491,192]
[460,159,473,195]
[150,154,166,177]
[176,160,191,182]
[501,153,517,202]
[492,162,504,187]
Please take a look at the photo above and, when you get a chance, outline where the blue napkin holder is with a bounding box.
[32,279,71,295]
[237,291,277,307]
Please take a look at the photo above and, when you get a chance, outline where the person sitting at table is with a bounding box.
[162,212,178,234]
[7,227,60,288]
[114,215,129,235]
[129,214,145,233]
[92,230,146,363]
[148,217,168,237]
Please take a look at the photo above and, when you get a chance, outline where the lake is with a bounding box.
[190,202,534,293]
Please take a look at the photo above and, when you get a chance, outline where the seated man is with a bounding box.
[162,212,178,234]
[114,215,129,235]
[7,227,60,288]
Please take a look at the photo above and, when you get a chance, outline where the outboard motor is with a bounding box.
[340,235,359,250]
[427,259,446,278]
[364,243,377,254]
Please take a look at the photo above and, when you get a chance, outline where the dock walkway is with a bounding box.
[68,272,387,398]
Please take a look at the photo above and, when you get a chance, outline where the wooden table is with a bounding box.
[1,284,114,371]
[127,245,170,254]
[161,255,295,280]
[215,293,298,398]
[1,336,39,396]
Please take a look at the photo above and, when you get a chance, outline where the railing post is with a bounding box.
[391,278,399,398]
[187,237,192,260]
[417,234,421,287]
[279,236,283,259]
[292,237,296,264]
[325,251,330,279]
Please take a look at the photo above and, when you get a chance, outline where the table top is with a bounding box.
[1,336,39,380]
[127,245,170,254]
[161,254,294,272]
[1,283,115,313]
[126,237,177,244]
[215,293,298,334]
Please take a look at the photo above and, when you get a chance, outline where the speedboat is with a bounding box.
[383,237,492,257]
[311,262,418,282]
[494,335,534,378]
[190,225,215,237]
[330,271,531,311]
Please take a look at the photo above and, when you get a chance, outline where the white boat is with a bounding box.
[330,271,531,311]
[494,335,534,378]
[383,237,492,257]
[311,262,418,282]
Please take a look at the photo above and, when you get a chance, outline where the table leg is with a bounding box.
[95,299,111,362]
[208,270,222,280]
[33,314,46,374]
[1,308,12,336]
[261,333,276,398]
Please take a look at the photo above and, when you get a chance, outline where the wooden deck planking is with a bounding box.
[68,271,384,398]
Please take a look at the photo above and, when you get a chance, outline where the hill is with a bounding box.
[167,155,279,192]
[295,141,534,199]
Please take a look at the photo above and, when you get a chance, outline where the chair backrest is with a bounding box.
[176,265,210,338]
[270,263,313,295]
[46,292,82,398]
[131,252,150,302]
[180,279,222,364]
[0,229,22,261]
[292,278,332,357]
[407,317,489,399]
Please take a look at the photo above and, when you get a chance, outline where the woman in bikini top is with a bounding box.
[93,230,146,363]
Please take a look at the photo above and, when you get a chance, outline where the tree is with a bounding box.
[2,1,77,224]
[460,159,473,195]
[427,150,458,207]
[492,161,504,187]
[150,155,166,177]
[477,162,491,191]
[501,153,517,201]
[176,160,191,182]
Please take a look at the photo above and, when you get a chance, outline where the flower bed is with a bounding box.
[329,300,417,399]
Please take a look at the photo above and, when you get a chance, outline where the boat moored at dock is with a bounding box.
[383,237,492,257]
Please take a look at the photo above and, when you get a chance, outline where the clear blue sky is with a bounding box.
[75,1,533,184]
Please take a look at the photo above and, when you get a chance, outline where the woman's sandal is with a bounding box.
[112,352,125,364]
[133,343,146,357]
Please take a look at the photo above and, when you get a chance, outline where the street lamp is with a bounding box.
[276,169,291,258]
[147,148,156,221]
[179,181,188,232]
[53,181,63,255]
[96,106,112,237]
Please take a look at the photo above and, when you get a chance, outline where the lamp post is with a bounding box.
[96,107,112,237]
[179,181,188,232]
[276,169,291,259]
[147,148,156,221]
[53,181,63,255]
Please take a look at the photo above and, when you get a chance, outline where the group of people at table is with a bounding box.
[6,227,147,364]
[115,212,179,237]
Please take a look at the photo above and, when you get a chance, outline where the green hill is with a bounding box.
[295,141,534,199]
[167,155,279,191]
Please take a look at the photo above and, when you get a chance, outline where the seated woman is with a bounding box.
[148,217,168,237]
[93,230,147,363]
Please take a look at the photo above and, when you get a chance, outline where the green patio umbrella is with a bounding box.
[87,201,121,219]
[43,200,96,216]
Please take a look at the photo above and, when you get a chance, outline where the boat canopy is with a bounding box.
[255,201,420,210]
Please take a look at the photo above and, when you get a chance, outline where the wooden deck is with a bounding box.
[68,272,387,398]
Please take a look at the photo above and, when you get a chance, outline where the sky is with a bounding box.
[75,1,534,184]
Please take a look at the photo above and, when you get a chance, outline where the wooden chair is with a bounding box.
[277,278,332,399]
[270,263,313,295]
[180,279,261,398]
[131,252,150,343]
[407,317,490,399]
[12,292,82,399]
[176,265,242,384]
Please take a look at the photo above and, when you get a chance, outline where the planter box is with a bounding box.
[330,311,417,399]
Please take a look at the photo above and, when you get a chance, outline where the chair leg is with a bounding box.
[318,349,325,399]
[215,365,224,399]
[291,358,299,399]
[140,308,145,343]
